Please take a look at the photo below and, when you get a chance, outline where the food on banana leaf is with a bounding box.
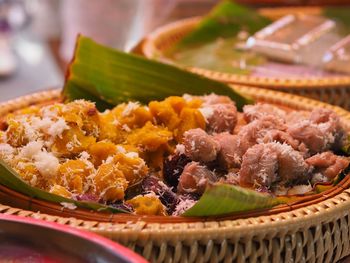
[0,93,348,216]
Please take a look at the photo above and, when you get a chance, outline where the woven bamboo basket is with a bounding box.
[2,87,350,262]
[141,7,350,109]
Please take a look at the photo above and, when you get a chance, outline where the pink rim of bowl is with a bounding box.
[0,213,148,263]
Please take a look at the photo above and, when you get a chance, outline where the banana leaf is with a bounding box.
[341,135,350,156]
[0,159,126,213]
[324,7,350,33]
[314,183,333,194]
[333,165,349,185]
[63,36,253,111]
[175,0,271,50]
[183,184,282,217]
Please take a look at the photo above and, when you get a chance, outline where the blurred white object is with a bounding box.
[0,0,32,77]
[246,14,341,66]
[0,0,62,100]
[0,34,63,101]
[0,38,16,76]
[323,35,350,74]
[28,0,61,40]
[60,0,176,62]
[15,36,44,65]
[0,0,30,31]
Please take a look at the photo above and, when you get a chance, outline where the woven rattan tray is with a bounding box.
[1,87,350,262]
[142,7,350,109]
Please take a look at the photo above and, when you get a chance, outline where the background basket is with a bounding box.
[2,87,350,262]
[141,7,350,110]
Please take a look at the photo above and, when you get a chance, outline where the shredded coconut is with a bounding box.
[30,116,51,131]
[101,109,110,115]
[199,107,214,122]
[116,145,126,153]
[144,191,158,198]
[41,106,59,118]
[243,103,286,121]
[105,156,114,164]
[172,199,196,216]
[182,94,193,102]
[66,135,82,151]
[79,151,90,160]
[122,102,140,117]
[66,142,74,151]
[16,162,26,170]
[19,141,43,159]
[311,173,329,184]
[30,174,38,186]
[113,118,120,126]
[34,151,59,178]
[47,118,69,138]
[122,124,131,132]
[125,152,139,158]
[60,202,77,210]
[0,143,15,157]
[287,184,312,195]
[72,135,81,147]
[175,144,185,155]
[22,121,40,141]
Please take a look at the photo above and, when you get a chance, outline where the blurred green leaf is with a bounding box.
[175,0,271,50]
[341,135,350,156]
[324,7,350,33]
[183,184,282,217]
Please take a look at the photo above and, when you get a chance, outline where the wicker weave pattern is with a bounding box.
[142,15,350,109]
[1,195,350,263]
[1,88,350,262]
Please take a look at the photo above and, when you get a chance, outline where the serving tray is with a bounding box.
[1,86,350,262]
[0,214,147,263]
[141,7,350,109]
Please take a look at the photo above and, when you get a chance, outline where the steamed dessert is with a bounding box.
[0,94,348,216]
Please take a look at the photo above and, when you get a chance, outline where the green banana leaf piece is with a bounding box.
[333,164,350,185]
[183,184,283,217]
[0,159,126,213]
[341,135,350,156]
[63,36,253,111]
[324,7,350,33]
[175,0,271,50]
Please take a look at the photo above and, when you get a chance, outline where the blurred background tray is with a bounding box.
[141,7,350,109]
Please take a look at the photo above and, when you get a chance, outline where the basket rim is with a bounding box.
[1,87,350,237]
[142,9,350,89]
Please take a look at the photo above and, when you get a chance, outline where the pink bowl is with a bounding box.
[0,214,148,263]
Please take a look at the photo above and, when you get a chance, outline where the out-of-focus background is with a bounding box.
[0,0,349,101]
